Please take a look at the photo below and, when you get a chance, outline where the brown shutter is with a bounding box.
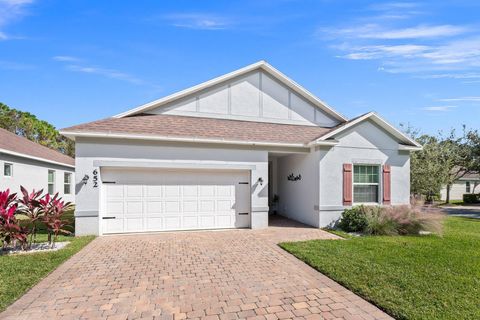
[383,164,391,205]
[343,164,353,206]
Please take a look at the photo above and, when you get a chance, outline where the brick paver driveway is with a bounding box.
[2,217,392,320]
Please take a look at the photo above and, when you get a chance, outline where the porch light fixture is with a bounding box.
[258,177,264,186]
[82,174,90,185]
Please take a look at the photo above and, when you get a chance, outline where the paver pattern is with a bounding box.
[2,217,392,320]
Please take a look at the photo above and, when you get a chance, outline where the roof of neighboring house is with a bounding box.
[459,172,480,181]
[0,128,75,167]
[61,114,336,146]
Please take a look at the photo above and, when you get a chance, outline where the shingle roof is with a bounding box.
[61,114,337,145]
[0,128,75,167]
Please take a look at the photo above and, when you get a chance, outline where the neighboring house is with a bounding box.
[0,128,75,203]
[440,173,480,201]
[61,61,421,236]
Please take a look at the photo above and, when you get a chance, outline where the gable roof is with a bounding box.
[61,114,335,147]
[312,112,422,149]
[114,61,348,122]
[0,128,75,168]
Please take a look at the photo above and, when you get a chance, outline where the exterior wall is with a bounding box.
[317,120,411,227]
[148,70,341,127]
[277,151,321,227]
[0,153,75,203]
[75,138,270,235]
[440,180,480,201]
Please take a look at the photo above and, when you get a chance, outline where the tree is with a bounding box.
[439,128,476,203]
[410,134,448,201]
[0,102,74,157]
[406,125,478,203]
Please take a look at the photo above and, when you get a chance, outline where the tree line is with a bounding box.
[407,126,480,202]
[0,103,74,157]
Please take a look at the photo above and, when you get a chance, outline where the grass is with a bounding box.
[280,217,480,320]
[0,210,95,312]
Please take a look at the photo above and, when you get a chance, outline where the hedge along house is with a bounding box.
[61,61,422,236]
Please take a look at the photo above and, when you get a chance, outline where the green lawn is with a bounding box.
[0,210,95,312]
[280,217,480,320]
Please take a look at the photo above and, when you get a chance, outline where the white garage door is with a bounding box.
[101,168,250,234]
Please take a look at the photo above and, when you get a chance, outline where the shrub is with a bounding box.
[339,205,445,236]
[463,193,480,204]
[338,206,368,232]
[0,187,72,251]
[364,206,398,236]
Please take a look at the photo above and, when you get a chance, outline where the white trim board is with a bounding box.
[93,160,256,171]
[113,61,347,122]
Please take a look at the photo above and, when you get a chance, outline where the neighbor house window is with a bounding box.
[353,165,380,203]
[48,170,55,194]
[466,181,471,193]
[64,173,72,194]
[4,163,12,177]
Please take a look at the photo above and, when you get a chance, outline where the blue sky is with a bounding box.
[0,0,479,134]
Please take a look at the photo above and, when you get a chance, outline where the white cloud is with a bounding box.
[162,13,230,30]
[318,3,480,78]
[66,64,146,85]
[326,24,468,40]
[53,55,81,62]
[422,106,457,112]
[0,0,33,40]
[438,97,480,102]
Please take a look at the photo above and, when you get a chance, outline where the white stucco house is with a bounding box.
[61,61,421,236]
[0,128,75,203]
[440,173,480,201]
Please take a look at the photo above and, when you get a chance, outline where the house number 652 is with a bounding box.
[93,169,98,188]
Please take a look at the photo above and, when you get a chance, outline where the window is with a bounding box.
[3,163,12,177]
[48,170,55,194]
[466,181,471,193]
[353,165,380,203]
[64,173,72,194]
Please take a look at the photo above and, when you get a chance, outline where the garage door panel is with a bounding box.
[106,201,124,215]
[107,185,124,198]
[182,186,198,197]
[183,216,198,228]
[165,201,181,213]
[165,186,180,197]
[164,216,181,230]
[146,186,162,197]
[125,218,143,232]
[183,200,198,212]
[217,199,233,211]
[102,170,250,234]
[104,218,123,234]
[199,200,215,212]
[145,217,163,231]
[199,215,215,228]
[145,201,162,214]
[199,185,215,197]
[125,201,143,216]
[126,185,143,197]
[217,215,233,228]
[217,185,232,196]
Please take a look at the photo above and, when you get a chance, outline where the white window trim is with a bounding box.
[3,162,13,178]
[64,172,72,195]
[48,170,56,194]
[352,164,383,205]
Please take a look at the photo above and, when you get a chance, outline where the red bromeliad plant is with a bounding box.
[16,186,44,248]
[39,193,73,247]
[0,189,28,250]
